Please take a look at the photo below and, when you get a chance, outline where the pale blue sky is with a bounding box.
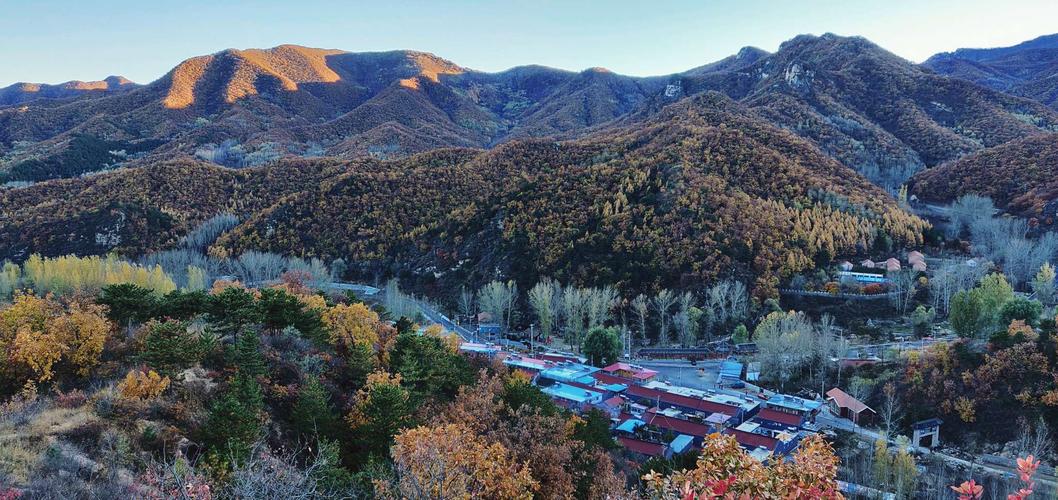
[2,0,1056,86]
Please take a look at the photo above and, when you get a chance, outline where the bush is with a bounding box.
[118,369,171,400]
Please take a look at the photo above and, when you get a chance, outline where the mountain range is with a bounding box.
[2,32,1058,294]
[924,33,1058,109]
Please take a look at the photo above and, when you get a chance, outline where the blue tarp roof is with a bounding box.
[539,362,600,384]
[600,383,628,392]
[616,419,645,433]
[670,434,694,454]
[719,358,743,381]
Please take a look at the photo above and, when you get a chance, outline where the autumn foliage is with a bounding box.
[643,433,843,499]
[0,291,112,388]
[383,423,537,499]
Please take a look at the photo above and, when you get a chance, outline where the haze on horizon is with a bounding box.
[2,0,1056,87]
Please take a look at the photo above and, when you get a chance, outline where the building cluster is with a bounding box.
[460,343,826,463]
[843,250,928,274]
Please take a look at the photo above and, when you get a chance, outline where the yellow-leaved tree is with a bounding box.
[0,292,113,385]
[382,422,537,499]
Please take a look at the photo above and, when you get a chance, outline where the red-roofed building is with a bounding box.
[724,428,779,452]
[624,385,740,420]
[754,407,805,429]
[602,362,658,382]
[643,408,713,439]
[618,436,666,457]
[826,388,876,425]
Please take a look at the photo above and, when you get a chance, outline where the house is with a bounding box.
[667,434,695,457]
[884,258,901,272]
[839,261,854,271]
[502,354,553,376]
[912,260,927,272]
[825,388,876,425]
[753,407,805,431]
[538,362,600,385]
[643,408,714,439]
[860,259,876,268]
[618,436,666,457]
[476,312,494,323]
[624,385,742,423]
[907,250,925,263]
[477,323,502,339]
[764,394,823,421]
[601,362,659,383]
[541,383,604,411]
[458,342,500,356]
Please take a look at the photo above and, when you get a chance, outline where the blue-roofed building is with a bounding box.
[598,382,628,394]
[765,394,824,420]
[458,342,500,356]
[667,434,695,458]
[538,362,601,385]
[542,383,604,411]
[616,418,645,434]
[718,357,744,385]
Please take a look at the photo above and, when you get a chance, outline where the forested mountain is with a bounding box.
[0,93,927,297]
[911,132,1058,221]
[3,35,1055,188]
[662,34,1058,189]
[924,33,1058,109]
[0,45,666,181]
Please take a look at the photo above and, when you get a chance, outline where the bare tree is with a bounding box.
[458,286,475,323]
[528,278,562,340]
[584,286,619,330]
[880,382,902,437]
[674,291,696,347]
[631,294,649,343]
[478,280,517,335]
[1013,416,1053,461]
[652,289,677,344]
[561,285,587,348]
[889,269,918,314]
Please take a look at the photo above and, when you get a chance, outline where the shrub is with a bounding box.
[117,369,171,400]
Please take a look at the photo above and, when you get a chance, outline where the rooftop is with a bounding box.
[616,418,645,433]
[670,434,695,454]
[618,436,666,457]
[539,362,600,384]
[542,383,604,404]
[766,394,823,413]
[602,362,659,380]
[826,387,875,414]
[755,407,806,427]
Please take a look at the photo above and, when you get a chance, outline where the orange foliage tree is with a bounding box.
[382,422,537,499]
[643,433,843,499]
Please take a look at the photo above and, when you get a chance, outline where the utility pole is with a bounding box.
[530,323,535,354]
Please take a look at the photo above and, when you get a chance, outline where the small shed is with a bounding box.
[826,388,876,425]
[912,261,927,272]
[907,250,925,263]
[476,312,494,323]
[860,259,876,268]
[884,258,901,271]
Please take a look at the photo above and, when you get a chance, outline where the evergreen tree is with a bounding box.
[203,372,264,463]
[141,319,205,374]
[206,286,261,338]
[291,375,339,441]
[98,283,157,332]
[232,328,266,377]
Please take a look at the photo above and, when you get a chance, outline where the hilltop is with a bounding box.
[3,35,1055,188]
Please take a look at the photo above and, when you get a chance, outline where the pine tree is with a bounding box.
[291,375,338,441]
